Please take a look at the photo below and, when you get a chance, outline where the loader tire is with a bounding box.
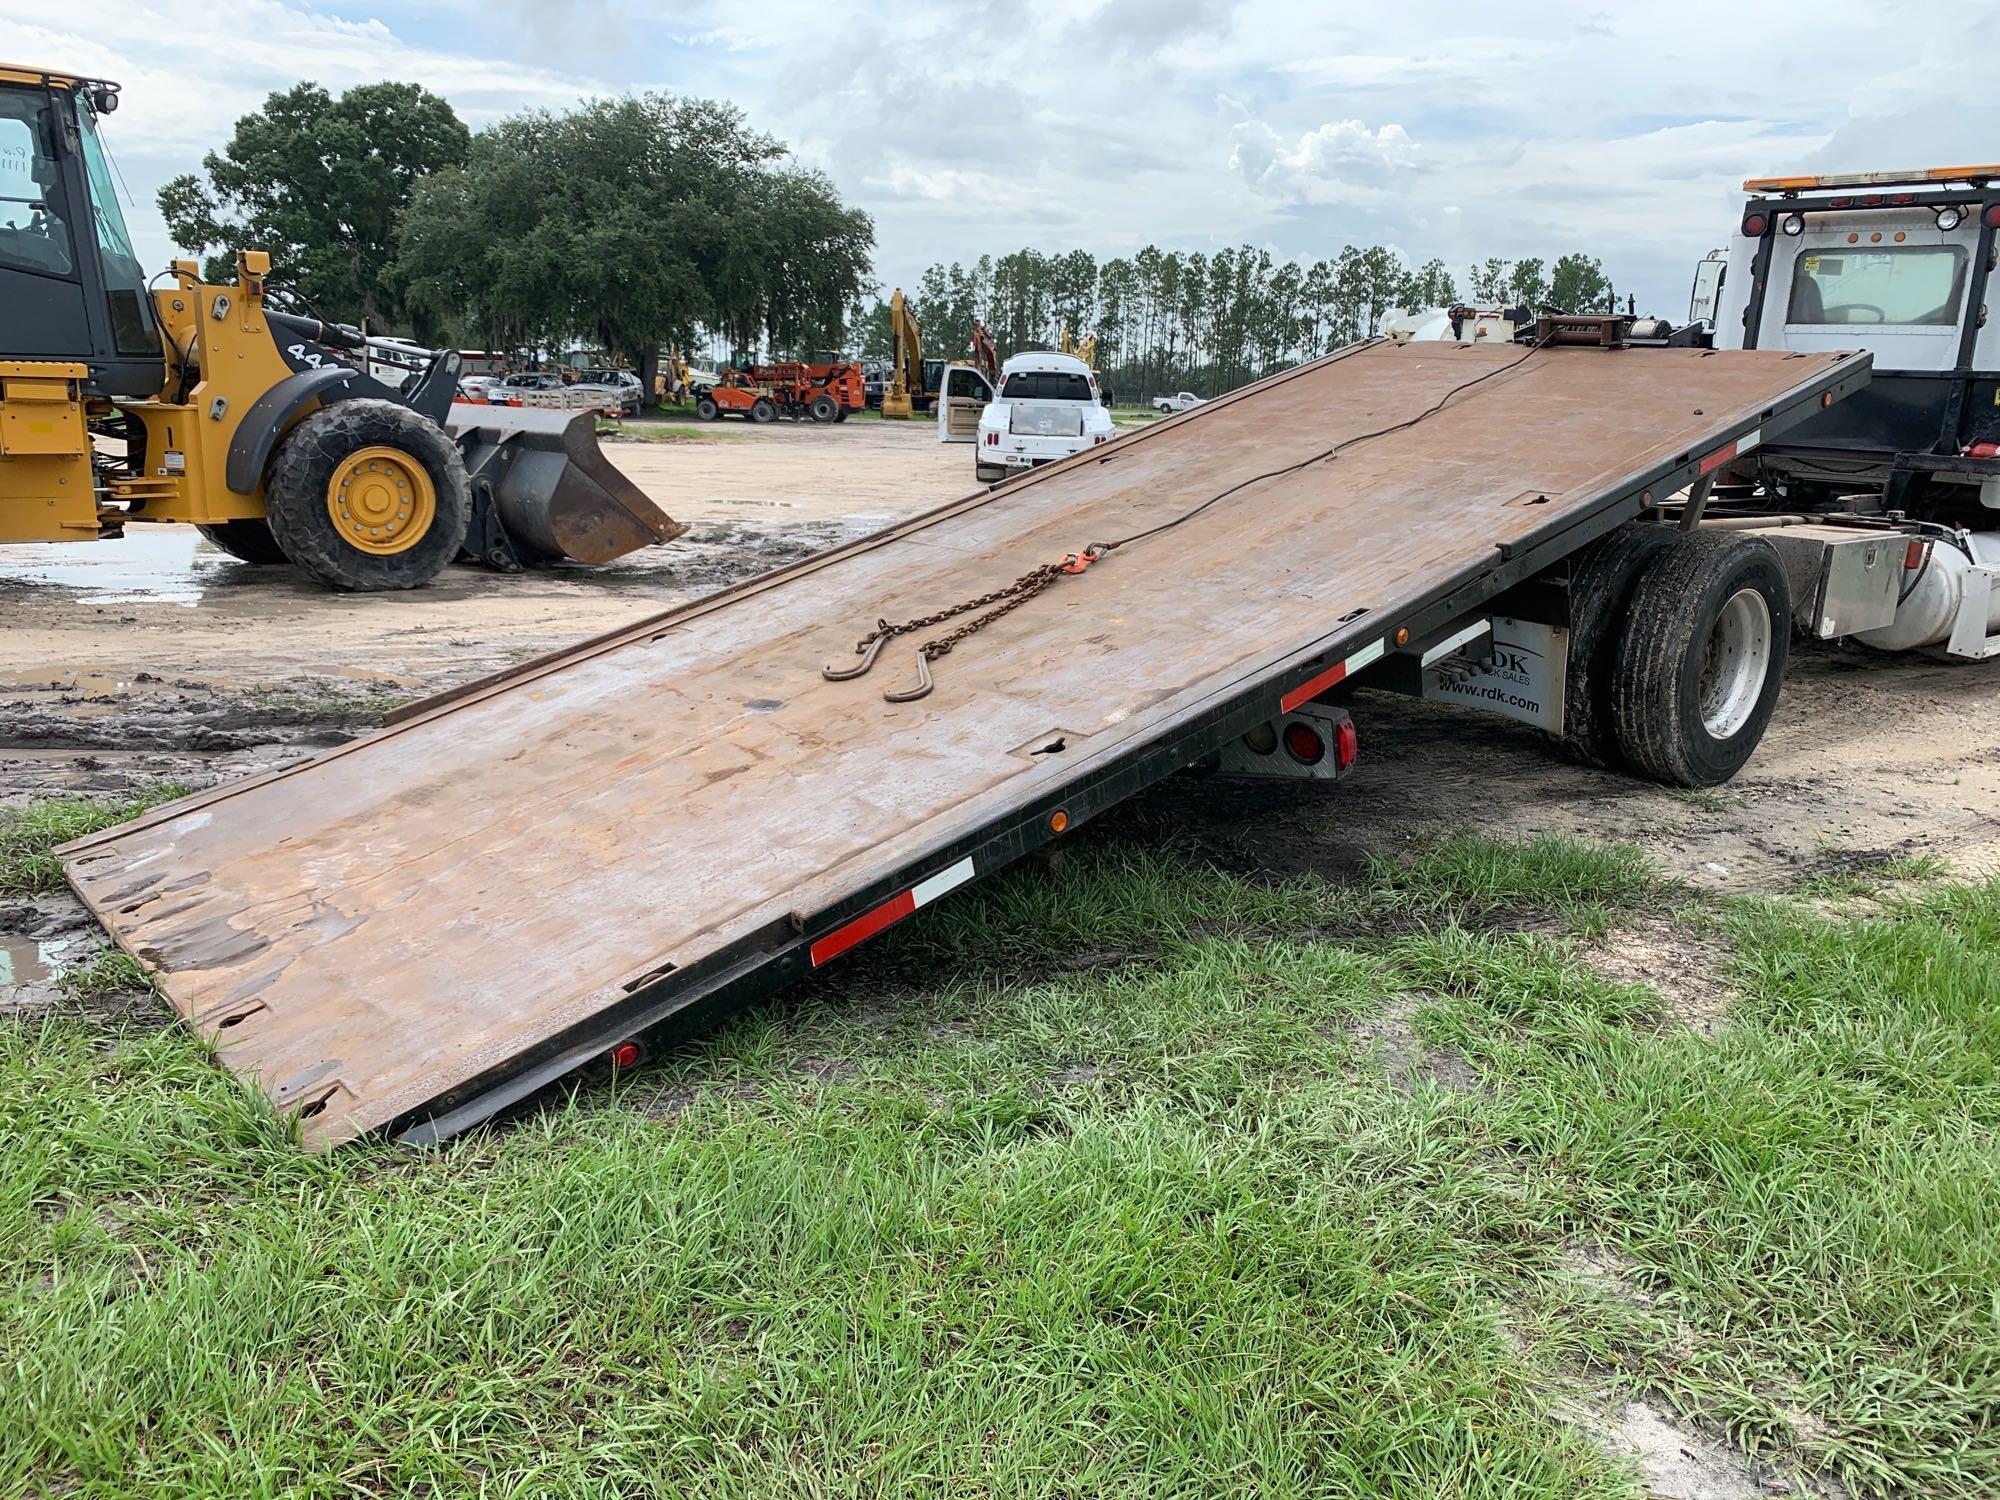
[1561,524,1679,768]
[262,399,471,592]
[1610,531,1789,788]
[750,398,777,424]
[809,394,839,423]
[695,397,719,421]
[196,519,287,565]
[833,407,849,422]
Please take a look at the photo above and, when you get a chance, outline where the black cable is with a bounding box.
[1093,343,1539,554]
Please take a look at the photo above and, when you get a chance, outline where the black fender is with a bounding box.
[225,365,363,495]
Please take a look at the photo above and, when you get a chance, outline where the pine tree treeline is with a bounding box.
[856,245,1616,403]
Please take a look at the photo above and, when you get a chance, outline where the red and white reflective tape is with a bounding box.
[1698,427,1760,476]
[809,856,977,967]
[1280,638,1385,713]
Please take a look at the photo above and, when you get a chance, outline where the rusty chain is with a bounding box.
[824,343,1538,702]
[822,550,1107,700]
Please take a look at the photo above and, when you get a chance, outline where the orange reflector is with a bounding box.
[1905,539,1926,570]
[1049,810,1069,833]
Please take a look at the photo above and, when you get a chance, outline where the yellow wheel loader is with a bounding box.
[0,65,683,590]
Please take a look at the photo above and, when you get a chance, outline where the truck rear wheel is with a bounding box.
[262,399,471,592]
[695,397,719,421]
[1562,525,1679,767]
[196,519,287,565]
[809,394,838,423]
[1610,531,1790,787]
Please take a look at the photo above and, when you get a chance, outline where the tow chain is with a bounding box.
[823,546,1107,701]
[823,344,1539,703]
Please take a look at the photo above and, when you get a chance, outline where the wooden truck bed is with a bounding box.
[60,339,1864,1149]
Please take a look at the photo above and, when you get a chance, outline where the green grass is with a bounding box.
[3,818,1995,1496]
[55,948,152,1002]
[0,784,191,897]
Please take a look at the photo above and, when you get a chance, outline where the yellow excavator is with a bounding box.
[0,64,681,589]
[1059,327,1113,406]
[880,288,946,419]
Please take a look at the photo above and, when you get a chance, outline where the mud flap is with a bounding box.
[446,403,685,567]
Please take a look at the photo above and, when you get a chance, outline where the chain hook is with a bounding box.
[822,621,891,681]
[882,649,935,702]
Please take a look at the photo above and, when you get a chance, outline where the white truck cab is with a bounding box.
[938,351,1115,483]
[1700,166,1999,513]
[1683,165,2000,661]
[1152,391,1204,413]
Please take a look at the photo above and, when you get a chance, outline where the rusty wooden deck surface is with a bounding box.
[62,341,1858,1149]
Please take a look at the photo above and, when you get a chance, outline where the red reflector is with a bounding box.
[1986,203,2000,229]
[1828,196,1852,208]
[1334,719,1358,770]
[1741,213,1767,237]
[1890,192,1916,204]
[1283,722,1325,765]
[610,1042,641,1070]
[1904,539,1927,570]
[1861,193,1883,206]
[1968,441,2000,459]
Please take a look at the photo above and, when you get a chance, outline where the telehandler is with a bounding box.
[0,64,681,590]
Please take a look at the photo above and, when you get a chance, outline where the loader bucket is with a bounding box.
[446,404,686,565]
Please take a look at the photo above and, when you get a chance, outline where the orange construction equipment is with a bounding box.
[694,359,865,424]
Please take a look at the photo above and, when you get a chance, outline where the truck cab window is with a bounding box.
[1785,245,1968,327]
[0,104,75,278]
[1000,372,1093,401]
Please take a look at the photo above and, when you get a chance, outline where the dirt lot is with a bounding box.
[0,420,971,804]
[3,414,1996,887]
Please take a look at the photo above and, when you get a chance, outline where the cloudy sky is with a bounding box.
[7,0,1994,319]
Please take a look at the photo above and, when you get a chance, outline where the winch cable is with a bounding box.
[824,343,1541,701]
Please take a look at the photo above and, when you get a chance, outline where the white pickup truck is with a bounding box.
[1152,390,1204,413]
[935,351,1116,482]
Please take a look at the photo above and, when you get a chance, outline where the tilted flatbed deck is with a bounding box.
[60,340,1865,1149]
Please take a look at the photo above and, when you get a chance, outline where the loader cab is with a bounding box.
[1705,166,2000,505]
[0,67,159,397]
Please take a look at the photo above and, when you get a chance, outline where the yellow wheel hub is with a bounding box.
[325,446,435,555]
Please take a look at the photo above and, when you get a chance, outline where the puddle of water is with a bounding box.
[0,933,76,988]
[0,527,218,607]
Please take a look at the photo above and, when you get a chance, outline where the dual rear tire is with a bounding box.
[1565,528,1790,787]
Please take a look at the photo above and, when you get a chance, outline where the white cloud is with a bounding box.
[1230,118,1420,204]
[6,0,1993,321]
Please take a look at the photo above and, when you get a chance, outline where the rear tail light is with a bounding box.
[1741,212,1768,237]
[1985,203,2000,229]
[1966,441,2000,459]
[610,1041,641,1070]
[1282,722,1325,766]
[1334,719,1359,771]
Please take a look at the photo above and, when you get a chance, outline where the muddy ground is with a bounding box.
[4,415,1999,999]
